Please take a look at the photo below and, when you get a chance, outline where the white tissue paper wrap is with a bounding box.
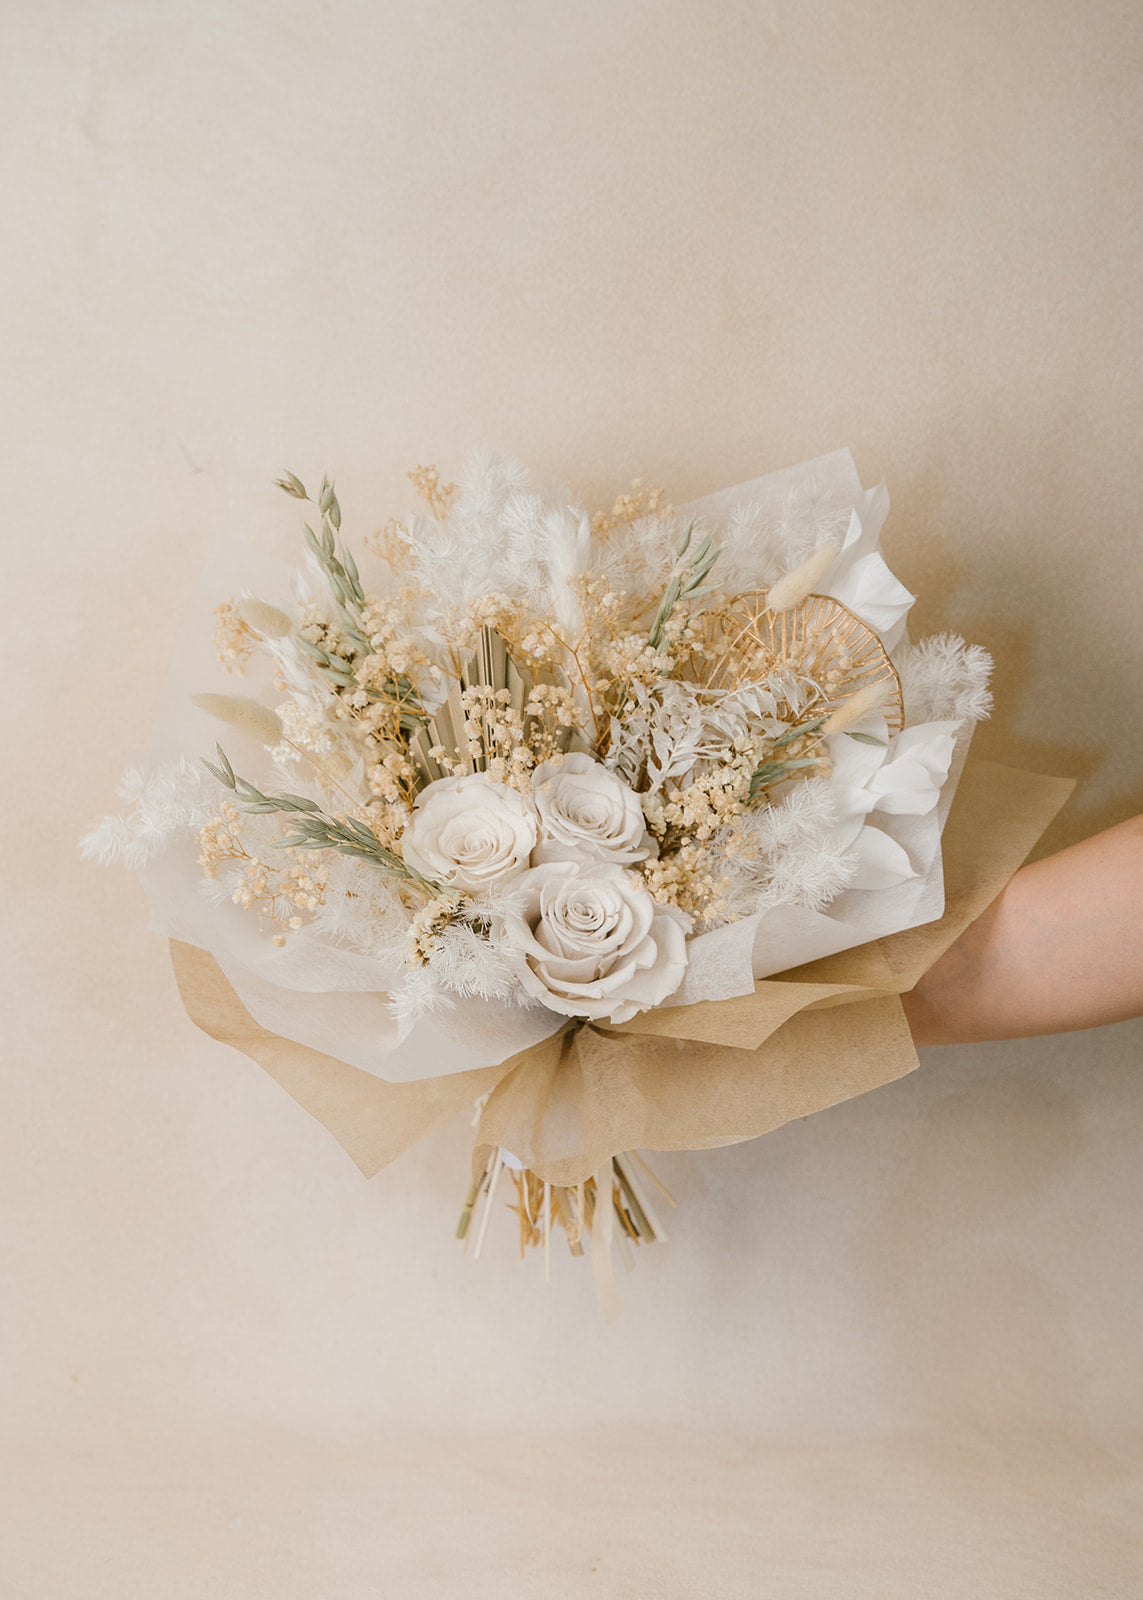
[142,450,975,1083]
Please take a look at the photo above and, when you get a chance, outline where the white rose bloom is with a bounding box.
[400,773,538,894]
[531,753,654,866]
[502,861,689,1024]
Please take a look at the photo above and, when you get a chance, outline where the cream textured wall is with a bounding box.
[3,2,1142,1594]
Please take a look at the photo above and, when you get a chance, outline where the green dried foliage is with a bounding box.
[201,744,434,886]
[275,470,308,499]
[746,755,822,803]
[648,523,723,651]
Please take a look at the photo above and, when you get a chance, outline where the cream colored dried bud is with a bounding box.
[192,693,283,747]
[823,680,891,734]
[766,537,843,613]
[237,598,293,638]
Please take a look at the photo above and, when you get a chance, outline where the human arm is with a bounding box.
[901,815,1143,1047]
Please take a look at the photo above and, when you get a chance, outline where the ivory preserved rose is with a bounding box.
[531,754,653,866]
[400,773,538,893]
[502,861,690,1024]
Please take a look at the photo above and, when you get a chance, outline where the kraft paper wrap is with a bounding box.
[171,761,1073,1187]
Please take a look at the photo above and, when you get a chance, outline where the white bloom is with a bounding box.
[715,777,856,920]
[81,758,211,870]
[897,633,993,726]
[400,773,538,894]
[531,754,653,867]
[817,485,915,648]
[845,825,918,891]
[826,718,957,824]
[502,861,689,1023]
[864,722,958,815]
[822,716,959,891]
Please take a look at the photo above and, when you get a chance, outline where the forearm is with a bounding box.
[902,815,1143,1047]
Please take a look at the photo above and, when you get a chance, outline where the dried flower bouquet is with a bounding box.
[85,449,1069,1309]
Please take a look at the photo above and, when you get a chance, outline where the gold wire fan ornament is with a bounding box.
[694,590,904,733]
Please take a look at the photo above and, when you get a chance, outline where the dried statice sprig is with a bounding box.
[647,523,723,651]
[201,744,434,889]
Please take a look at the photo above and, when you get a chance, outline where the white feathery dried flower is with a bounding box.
[896,633,993,726]
[423,922,524,1002]
[309,854,410,964]
[390,964,454,1029]
[81,758,211,869]
[715,777,856,920]
[80,815,148,871]
[718,480,849,591]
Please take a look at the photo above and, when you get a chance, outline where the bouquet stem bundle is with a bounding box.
[458,1148,674,1266]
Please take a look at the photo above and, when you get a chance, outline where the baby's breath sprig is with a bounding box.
[201,744,435,888]
[647,524,722,652]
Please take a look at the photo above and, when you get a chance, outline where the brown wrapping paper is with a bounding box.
[171,760,1074,1186]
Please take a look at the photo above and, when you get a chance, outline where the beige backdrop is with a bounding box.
[3,1,1142,1595]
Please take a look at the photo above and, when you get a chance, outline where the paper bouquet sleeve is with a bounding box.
[172,760,1072,1187]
